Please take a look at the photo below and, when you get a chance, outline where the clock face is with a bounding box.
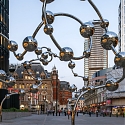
[41,91,47,95]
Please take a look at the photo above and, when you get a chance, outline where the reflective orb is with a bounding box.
[114,52,125,67]
[83,76,88,81]
[42,52,48,59]
[80,22,95,38]
[19,89,26,96]
[42,59,49,65]
[101,31,118,50]
[23,36,38,52]
[40,0,54,4]
[105,78,119,91]
[0,70,6,77]
[68,61,75,69]
[23,61,32,69]
[82,86,87,91]
[44,24,53,35]
[100,19,109,29]
[42,11,54,24]
[16,53,23,61]
[9,64,16,72]
[8,41,18,52]
[36,77,42,85]
[87,85,95,93]
[6,94,11,99]
[83,50,91,58]
[30,84,39,93]
[6,76,16,87]
[60,47,74,61]
[75,93,79,98]
[35,47,42,55]
[69,84,77,92]
[74,73,78,77]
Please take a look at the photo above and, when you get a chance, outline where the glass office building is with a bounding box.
[84,20,108,85]
[0,0,9,73]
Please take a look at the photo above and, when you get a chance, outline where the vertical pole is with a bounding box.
[0,106,2,122]
[56,81,58,116]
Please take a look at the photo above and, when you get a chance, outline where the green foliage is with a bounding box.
[2,108,29,112]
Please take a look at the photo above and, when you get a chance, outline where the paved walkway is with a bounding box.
[1,113,125,125]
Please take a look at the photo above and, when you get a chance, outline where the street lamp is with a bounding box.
[0,90,25,122]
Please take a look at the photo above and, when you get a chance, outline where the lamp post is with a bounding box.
[56,81,58,116]
[0,93,18,122]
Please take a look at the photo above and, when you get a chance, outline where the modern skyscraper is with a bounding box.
[84,20,108,85]
[118,0,125,52]
[0,0,9,73]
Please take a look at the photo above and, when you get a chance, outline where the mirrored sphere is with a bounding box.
[36,77,42,85]
[42,52,48,59]
[105,78,119,91]
[35,47,42,55]
[19,89,26,96]
[100,19,109,29]
[83,50,91,58]
[114,52,125,67]
[8,41,18,52]
[6,76,16,87]
[23,61,32,69]
[68,61,75,69]
[16,53,23,61]
[42,11,54,24]
[82,86,87,91]
[87,85,95,93]
[44,24,53,35]
[75,93,79,98]
[60,47,74,61]
[0,70,6,77]
[23,36,38,52]
[69,84,77,92]
[80,22,95,38]
[30,84,39,93]
[83,76,88,81]
[6,94,11,99]
[42,59,49,65]
[40,0,54,4]
[101,31,118,50]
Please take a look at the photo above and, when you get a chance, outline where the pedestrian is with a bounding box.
[77,111,78,117]
[53,110,55,116]
[47,109,49,116]
[89,111,91,117]
[59,110,61,116]
[96,110,98,117]
[68,110,70,119]
[103,110,105,117]
[109,110,112,117]
[116,110,118,117]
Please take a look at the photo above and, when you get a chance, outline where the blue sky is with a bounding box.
[9,0,120,89]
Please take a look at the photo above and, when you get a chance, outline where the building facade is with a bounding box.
[8,63,72,112]
[84,20,108,85]
[59,81,72,110]
[118,0,125,52]
[9,63,55,111]
[0,0,9,73]
[106,68,125,115]
[85,67,125,115]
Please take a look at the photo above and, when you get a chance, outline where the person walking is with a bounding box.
[89,111,91,117]
[96,110,98,117]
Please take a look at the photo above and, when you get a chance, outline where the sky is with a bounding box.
[9,0,120,89]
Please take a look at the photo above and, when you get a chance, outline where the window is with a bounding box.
[14,84,17,89]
